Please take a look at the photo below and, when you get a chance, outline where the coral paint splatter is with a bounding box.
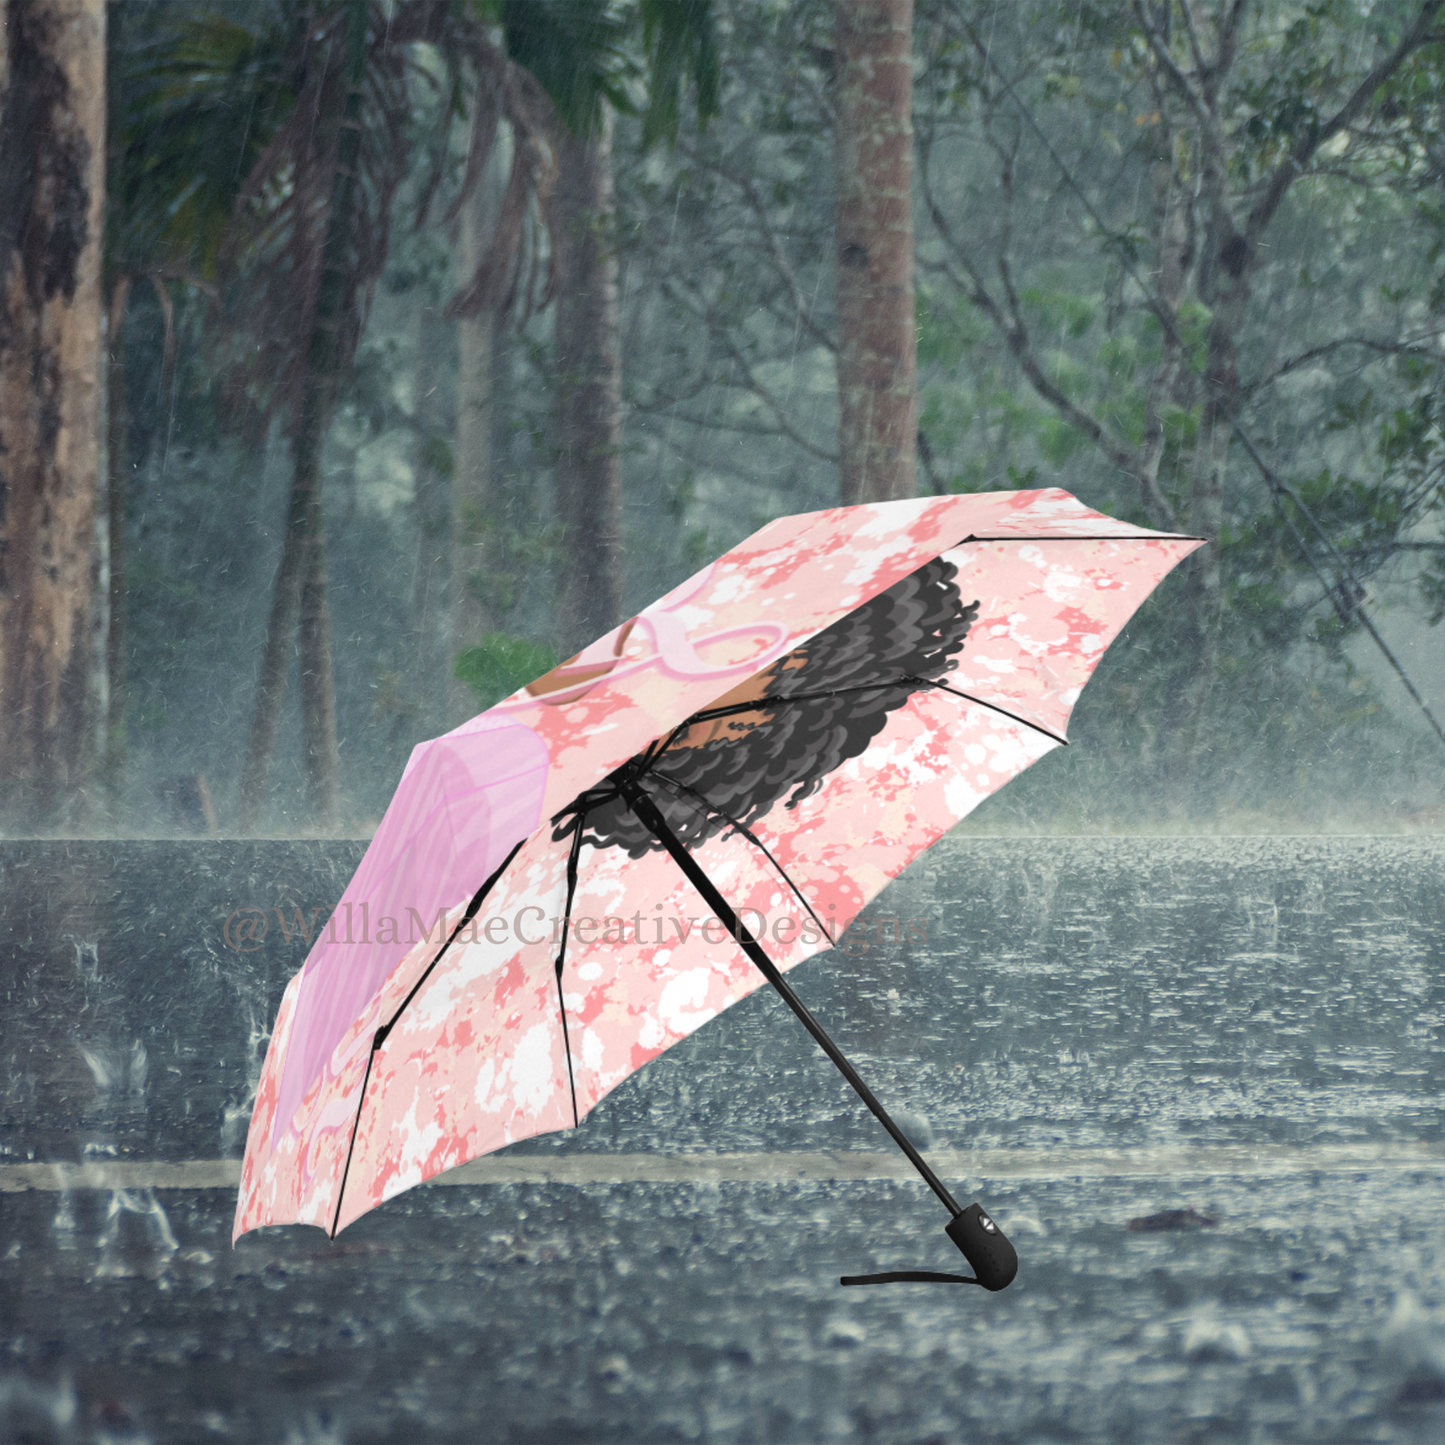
[235,489,1200,1240]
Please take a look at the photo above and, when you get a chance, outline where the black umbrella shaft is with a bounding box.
[618,779,963,1219]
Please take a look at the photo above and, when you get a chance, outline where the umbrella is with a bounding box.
[234,488,1201,1290]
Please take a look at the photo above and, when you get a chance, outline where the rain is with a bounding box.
[2,1,1444,1441]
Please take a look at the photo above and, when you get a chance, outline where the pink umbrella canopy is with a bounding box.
[235,489,1201,1279]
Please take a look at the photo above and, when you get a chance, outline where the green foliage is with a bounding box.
[108,5,294,282]
[503,0,634,138]
[639,0,720,146]
[455,634,560,709]
[103,0,1445,830]
[917,288,987,368]
[501,0,719,152]
[1036,415,1083,464]
[418,435,456,481]
[1018,287,1095,339]
[502,0,721,147]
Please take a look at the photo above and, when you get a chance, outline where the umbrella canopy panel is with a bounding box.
[236,493,1200,1239]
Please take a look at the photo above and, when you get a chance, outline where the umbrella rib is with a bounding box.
[911,679,1070,747]
[956,532,1204,543]
[680,677,920,729]
[668,675,1068,749]
[646,773,836,946]
[329,1046,380,1241]
[552,814,586,1128]
[329,835,528,1239]
[617,774,965,1221]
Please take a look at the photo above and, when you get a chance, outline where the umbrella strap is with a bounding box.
[617,775,964,1221]
[840,1272,984,1287]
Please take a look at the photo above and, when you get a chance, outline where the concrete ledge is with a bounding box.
[4,1142,1444,1192]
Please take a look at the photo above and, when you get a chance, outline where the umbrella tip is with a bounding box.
[946,1203,1018,1292]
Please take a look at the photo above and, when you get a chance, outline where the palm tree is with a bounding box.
[216,1,556,831]
[104,3,296,821]
[444,24,561,722]
[229,0,381,834]
[502,0,719,654]
[109,0,716,835]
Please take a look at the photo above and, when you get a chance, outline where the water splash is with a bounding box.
[93,1189,179,1281]
[1242,896,1280,949]
[1181,1309,1252,1362]
[67,935,102,987]
[77,1041,148,1104]
[0,1372,77,1443]
[1380,1290,1445,1381]
[78,1045,115,1092]
[127,1040,148,1100]
[283,1410,347,1445]
[221,1004,272,1155]
[50,1168,77,1252]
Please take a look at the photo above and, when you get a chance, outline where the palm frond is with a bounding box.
[640,0,720,147]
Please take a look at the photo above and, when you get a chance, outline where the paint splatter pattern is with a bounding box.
[235,490,1200,1238]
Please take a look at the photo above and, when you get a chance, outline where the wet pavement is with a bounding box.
[3,836,1444,1442]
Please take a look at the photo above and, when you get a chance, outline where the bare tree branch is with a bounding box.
[919,140,1180,530]
[630,370,719,413]
[675,141,836,352]
[1251,334,1445,393]
[1133,2,1216,137]
[647,407,838,454]
[660,280,837,462]
[1177,1,1208,83]
[943,0,1189,351]
[1207,0,1250,110]
[1246,1,1444,247]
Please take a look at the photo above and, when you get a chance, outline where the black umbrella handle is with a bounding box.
[617,777,965,1220]
[840,1207,1017,1289]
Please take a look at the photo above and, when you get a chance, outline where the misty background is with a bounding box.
[6,10,1445,1441]
[5,0,1444,838]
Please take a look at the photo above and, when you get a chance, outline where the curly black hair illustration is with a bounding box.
[564,556,979,858]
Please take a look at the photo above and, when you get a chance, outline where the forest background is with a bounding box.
[2,0,1444,838]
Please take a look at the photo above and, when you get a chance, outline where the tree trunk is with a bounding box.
[834,0,916,506]
[1168,212,1248,788]
[103,274,130,821]
[553,107,624,655]
[452,180,497,722]
[411,302,450,738]
[1137,133,1187,533]
[1192,213,1249,629]
[0,0,106,831]
[298,521,338,826]
[237,0,365,834]
[236,515,302,832]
